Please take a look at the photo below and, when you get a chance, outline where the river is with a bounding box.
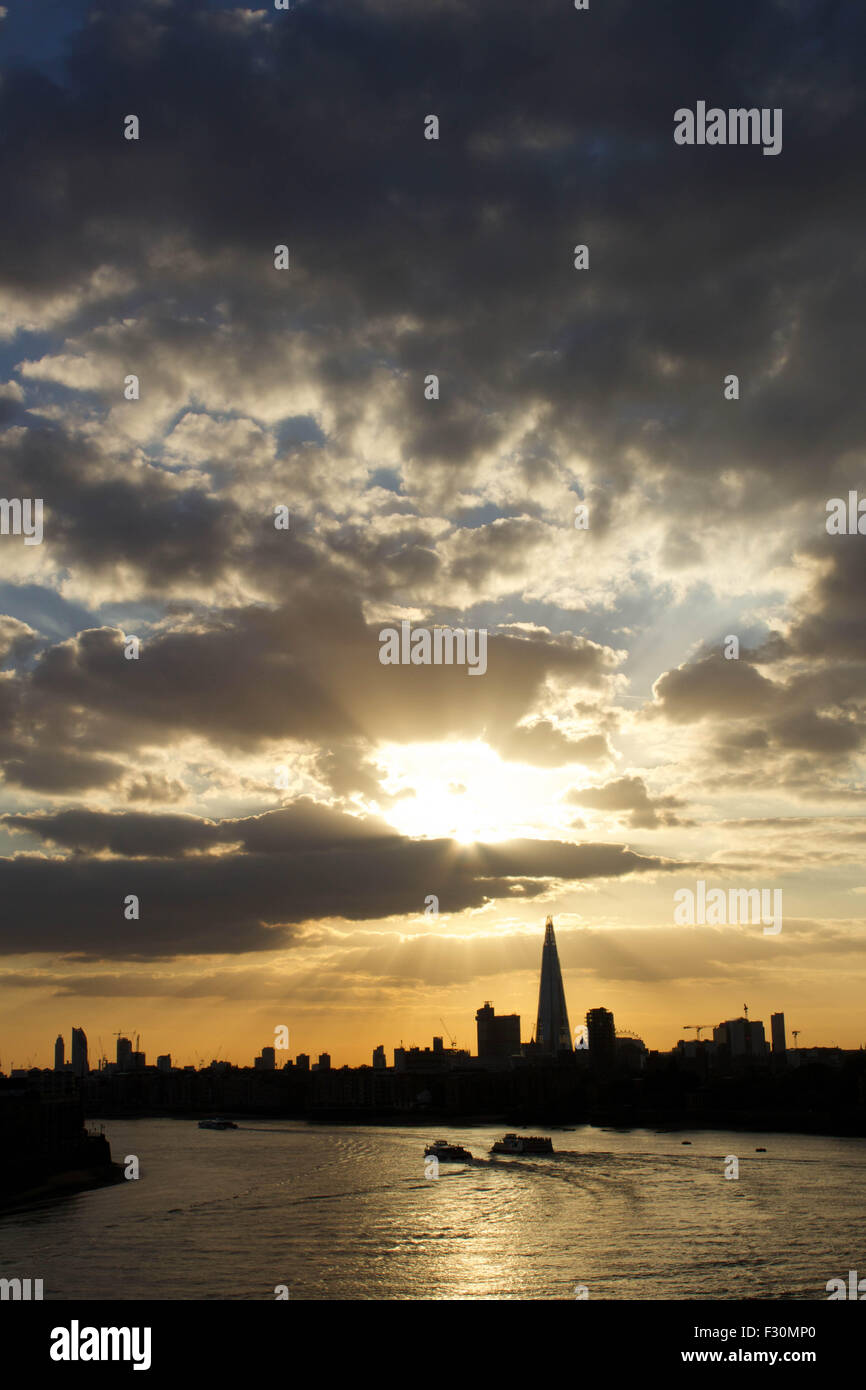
[2,1119,862,1299]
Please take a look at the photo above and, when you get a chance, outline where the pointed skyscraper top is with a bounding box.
[535,915,572,1054]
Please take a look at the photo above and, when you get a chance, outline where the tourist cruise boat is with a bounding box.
[198,1117,238,1130]
[490,1133,554,1155]
[424,1138,473,1162]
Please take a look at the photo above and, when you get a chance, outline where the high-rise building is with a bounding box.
[71,1027,88,1078]
[586,1008,616,1070]
[372,1045,386,1069]
[156,1054,171,1073]
[615,1033,648,1073]
[295,1053,310,1072]
[476,1002,521,1059]
[535,917,572,1053]
[315,1052,331,1072]
[770,1012,787,1056]
[54,1035,65,1071]
[117,1037,133,1072]
[713,1017,768,1060]
[254,1046,276,1071]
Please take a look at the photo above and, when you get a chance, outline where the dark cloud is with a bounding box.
[0,800,679,959]
[648,644,865,771]
[494,721,611,768]
[650,654,779,723]
[2,0,864,534]
[0,613,616,789]
[0,616,38,666]
[126,772,187,803]
[772,537,866,662]
[566,775,687,829]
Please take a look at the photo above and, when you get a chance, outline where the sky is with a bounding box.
[1,0,865,1070]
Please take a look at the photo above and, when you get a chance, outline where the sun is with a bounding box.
[376,740,571,844]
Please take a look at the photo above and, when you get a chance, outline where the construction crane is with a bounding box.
[440,1018,457,1049]
[683,1025,711,1040]
[744,1003,749,1019]
[792,1030,800,1049]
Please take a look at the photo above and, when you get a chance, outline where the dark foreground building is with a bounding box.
[476,1002,521,1060]
[0,1075,121,1206]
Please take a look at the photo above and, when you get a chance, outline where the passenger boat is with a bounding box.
[490,1133,554,1155]
[424,1138,473,1162]
[198,1117,238,1130]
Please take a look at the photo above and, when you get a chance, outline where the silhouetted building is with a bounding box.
[313,1053,331,1072]
[71,1027,88,1078]
[771,1012,787,1059]
[394,1043,471,1071]
[0,1078,116,1200]
[476,1002,521,1059]
[255,1046,276,1071]
[372,1045,386,1069]
[789,1046,843,1070]
[117,1037,133,1072]
[130,1051,146,1071]
[54,1035,65,1072]
[586,1008,616,1070]
[535,917,573,1054]
[295,1053,310,1072]
[615,1034,648,1073]
[713,1017,768,1061]
[675,1037,717,1074]
[156,1055,171,1073]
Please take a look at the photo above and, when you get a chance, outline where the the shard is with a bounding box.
[535,915,573,1053]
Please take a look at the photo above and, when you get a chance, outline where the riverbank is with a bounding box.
[0,1161,125,1215]
[78,1103,866,1138]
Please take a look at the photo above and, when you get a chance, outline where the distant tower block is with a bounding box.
[475,1002,521,1059]
[71,1026,88,1078]
[535,916,573,1053]
[54,1034,65,1071]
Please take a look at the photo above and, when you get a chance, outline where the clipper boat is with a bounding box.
[490,1133,554,1155]
[424,1138,473,1162]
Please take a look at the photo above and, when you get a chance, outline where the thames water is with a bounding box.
[3,1120,863,1299]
